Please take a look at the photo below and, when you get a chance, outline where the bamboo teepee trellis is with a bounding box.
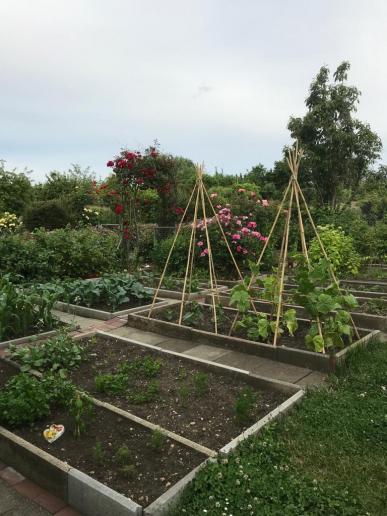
[245,141,360,352]
[147,164,257,333]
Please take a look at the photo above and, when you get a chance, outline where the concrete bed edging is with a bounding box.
[211,293,387,332]
[96,330,300,396]
[125,304,380,372]
[54,298,168,321]
[0,331,305,515]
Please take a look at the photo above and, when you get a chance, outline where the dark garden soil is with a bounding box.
[2,321,62,343]
[155,304,366,353]
[0,360,18,388]
[13,405,205,506]
[68,336,287,450]
[354,299,387,316]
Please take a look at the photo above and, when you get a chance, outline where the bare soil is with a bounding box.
[68,336,286,450]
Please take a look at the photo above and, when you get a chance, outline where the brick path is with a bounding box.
[0,463,80,515]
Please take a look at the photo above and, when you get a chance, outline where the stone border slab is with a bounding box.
[126,304,380,372]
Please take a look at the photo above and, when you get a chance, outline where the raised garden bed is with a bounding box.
[140,276,228,301]
[126,303,380,372]
[216,291,387,332]
[66,333,292,450]
[0,332,302,515]
[54,298,168,321]
[0,323,74,350]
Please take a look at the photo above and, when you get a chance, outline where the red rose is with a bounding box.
[114,204,124,215]
[117,160,126,168]
[106,160,114,167]
[136,178,144,185]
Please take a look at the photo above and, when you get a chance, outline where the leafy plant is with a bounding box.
[162,275,178,290]
[150,429,166,451]
[0,373,75,426]
[128,381,160,404]
[114,445,132,466]
[9,331,85,375]
[68,391,94,438]
[0,275,59,341]
[309,225,361,276]
[60,274,151,311]
[178,383,190,407]
[182,301,204,327]
[94,372,128,394]
[293,258,358,352]
[234,386,256,425]
[193,372,209,397]
[92,440,105,465]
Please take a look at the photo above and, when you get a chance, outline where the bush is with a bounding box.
[0,227,121,281]
[309,225,361,276]
[24,200,71,231]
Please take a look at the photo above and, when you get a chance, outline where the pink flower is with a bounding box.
[247,221,257,229]
[236,219,242,226]
[238,188,246,193]
[260,235,268,241]
[197,241,204,247]
[200,248,209,257]
[216,204,222,209]
[210,193,217,199]
[232,233,241,240]
[243,248,248,255]
[250,191,256,197]
[241,227,250,235]
[262,199,269,207]
[236,245,242,253]
[251,231,261,238]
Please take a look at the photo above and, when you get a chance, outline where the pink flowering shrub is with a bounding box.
[193,204,268,273]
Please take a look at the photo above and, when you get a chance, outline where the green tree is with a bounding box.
[0,161,33,215]
[288,62,382,208]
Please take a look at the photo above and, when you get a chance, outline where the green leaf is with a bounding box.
[312,335,325,353]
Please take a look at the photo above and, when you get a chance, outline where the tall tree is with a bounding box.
[288,62,382,208]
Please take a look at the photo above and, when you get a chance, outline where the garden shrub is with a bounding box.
[308,225,361,276]
[24,200,71,231]
[0,227,121,281]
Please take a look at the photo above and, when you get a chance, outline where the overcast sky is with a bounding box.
[1,0,387,182]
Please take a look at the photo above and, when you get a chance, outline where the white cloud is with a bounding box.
[1,0,387,180]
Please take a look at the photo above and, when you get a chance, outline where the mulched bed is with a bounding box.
[354,299,387,316]
[13,405,205,506]
[68,336,287,450]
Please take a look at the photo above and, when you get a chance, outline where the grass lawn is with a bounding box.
[168,339,387,516]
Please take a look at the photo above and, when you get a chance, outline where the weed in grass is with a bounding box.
[150,429,166,451]
[177,366,186,381]
[193,372,209,397]
[91,440,105,465]
[234,386,256,425]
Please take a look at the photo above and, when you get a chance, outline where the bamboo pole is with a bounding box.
[178,183,200,325]
[273,186,294,346]
[148,183,198,317]
[199,169,218,333]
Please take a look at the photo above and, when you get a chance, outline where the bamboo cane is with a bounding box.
[273,185,294,347]
[179,183,201,325]
[199,170,218,333]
